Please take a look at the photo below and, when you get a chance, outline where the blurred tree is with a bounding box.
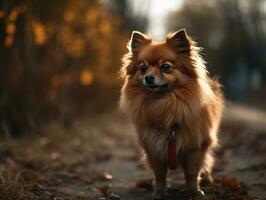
[167,0,266,100]
[0,0,148,135]
[105,0,148,32]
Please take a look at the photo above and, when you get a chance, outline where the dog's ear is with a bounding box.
[128,31,151,53]
[166,29,192,54]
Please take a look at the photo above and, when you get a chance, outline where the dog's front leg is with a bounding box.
[148,156,168,200]
[183,148,205,197]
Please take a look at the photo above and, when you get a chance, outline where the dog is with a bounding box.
[119,29,224,199]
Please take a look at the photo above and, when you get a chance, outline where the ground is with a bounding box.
[0,103,266,200]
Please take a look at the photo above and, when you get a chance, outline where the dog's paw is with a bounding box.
[152,190,165,200]
[187,189,205,198]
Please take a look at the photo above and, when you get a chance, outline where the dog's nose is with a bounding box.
[144,75,155,85]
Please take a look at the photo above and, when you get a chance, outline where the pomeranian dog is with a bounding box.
[119,29,224,199]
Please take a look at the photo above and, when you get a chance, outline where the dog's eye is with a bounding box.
[160,63,172,73]
[140,64,148,74]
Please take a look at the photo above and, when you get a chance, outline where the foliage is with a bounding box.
[0,0,137,135]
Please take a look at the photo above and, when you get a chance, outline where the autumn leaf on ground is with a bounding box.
[220,175,240,189]
[135,179,153,190]
[104,172,113,180]
[97,185,110,197]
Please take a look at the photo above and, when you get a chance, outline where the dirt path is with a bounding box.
[0,103,265,199]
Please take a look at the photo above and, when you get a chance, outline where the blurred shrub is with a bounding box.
[0,0,140,135]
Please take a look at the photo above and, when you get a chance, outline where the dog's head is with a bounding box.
[121,29,205,93]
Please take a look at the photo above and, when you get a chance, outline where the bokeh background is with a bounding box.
[0,1,266,199]
[0,0,265,136]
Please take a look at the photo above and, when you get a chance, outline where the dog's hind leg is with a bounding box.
[183,148,206,197]
[201,149,215,186]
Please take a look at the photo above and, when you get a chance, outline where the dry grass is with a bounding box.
[0,160,33,200]
[0,111,135,199]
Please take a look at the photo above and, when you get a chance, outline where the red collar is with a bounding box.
[168,131,177,170]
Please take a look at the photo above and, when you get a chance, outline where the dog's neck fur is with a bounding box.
[121,76,212,131]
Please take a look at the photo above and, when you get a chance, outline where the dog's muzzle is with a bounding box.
[143,75,168,91]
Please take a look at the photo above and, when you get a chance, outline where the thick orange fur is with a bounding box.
[119,29,224,199]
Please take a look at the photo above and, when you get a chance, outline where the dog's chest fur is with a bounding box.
[137,127,184,164]
[120,79,221,167]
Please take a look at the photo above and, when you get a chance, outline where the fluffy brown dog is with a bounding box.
[119,29,224,199]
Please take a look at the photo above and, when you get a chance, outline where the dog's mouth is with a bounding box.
[145,84,169,91]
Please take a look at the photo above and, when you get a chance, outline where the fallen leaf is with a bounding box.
[228,178,240,189]
[104,172,113,180]
[97,185,110,197]
[135,178,153,190]
[220,175,240,189]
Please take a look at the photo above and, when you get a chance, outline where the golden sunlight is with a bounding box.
[32,19,47,46]
[80,69,94,86]
[148,0,183,40]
